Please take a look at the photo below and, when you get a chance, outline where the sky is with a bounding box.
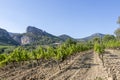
[0,0,120,38]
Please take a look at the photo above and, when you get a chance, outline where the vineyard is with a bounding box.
[0,39,92,68]
[1,0,120,79]
[0,37,120,80]
[1,26,120,80]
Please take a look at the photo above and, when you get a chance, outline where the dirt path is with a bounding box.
[48,51,110,80]
[47,51,93,80]
[104,49,120,80]
[47,49,120,80]
[81,52,109,80]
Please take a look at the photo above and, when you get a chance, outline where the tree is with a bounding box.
[114,28,120,40]
[115,16,120,40]
[103,35,115,42]
[117,16,120,27]
[65,39,76,46]
[93,37,101,43]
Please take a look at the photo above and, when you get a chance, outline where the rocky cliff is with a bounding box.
[10,26,63,45]
[0,28,19,45]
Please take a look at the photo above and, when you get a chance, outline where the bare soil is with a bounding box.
[0,49,120,80]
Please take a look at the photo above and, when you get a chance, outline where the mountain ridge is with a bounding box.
[0,28,19,45]
[9,26,64,45]
[0,26,106,45]
[58,34,75,41]
[78,33,105,41]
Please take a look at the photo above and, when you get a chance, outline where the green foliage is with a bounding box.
[103,35,115,42]
[114,27,120,40]
[55,46,64,60]
[43,47,55,60]
[26,34,62,45]
[0,53,9,66]
[0,53,7,62]
[104,40,120,49]
[94,43,105,67]
[0,40,92,67]
[0,46,15,54]
[65,38,76,45]
[93,37,101,43]
[94,43,105,54]
[117,16,120,25]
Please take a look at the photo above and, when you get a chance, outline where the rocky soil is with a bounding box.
[0,50,120,80]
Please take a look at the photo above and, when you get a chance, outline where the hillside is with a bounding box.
[78,33,105,41]
[0,28,19,45]
[0,27,106,45]
[10,26,63,45]
[58,34,75,41]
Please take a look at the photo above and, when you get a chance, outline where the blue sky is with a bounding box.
[0,0,120,38]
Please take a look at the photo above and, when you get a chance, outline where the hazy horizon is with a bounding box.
[0,0,120,38]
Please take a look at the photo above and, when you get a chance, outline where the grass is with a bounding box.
[0,46,15,54]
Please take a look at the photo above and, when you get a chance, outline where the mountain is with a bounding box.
[58,34,74,41]
[78,33,105,41]
[9,32,22,44]
[0,28,19,45]
[10,26,63,45]
[0,26,106,46]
